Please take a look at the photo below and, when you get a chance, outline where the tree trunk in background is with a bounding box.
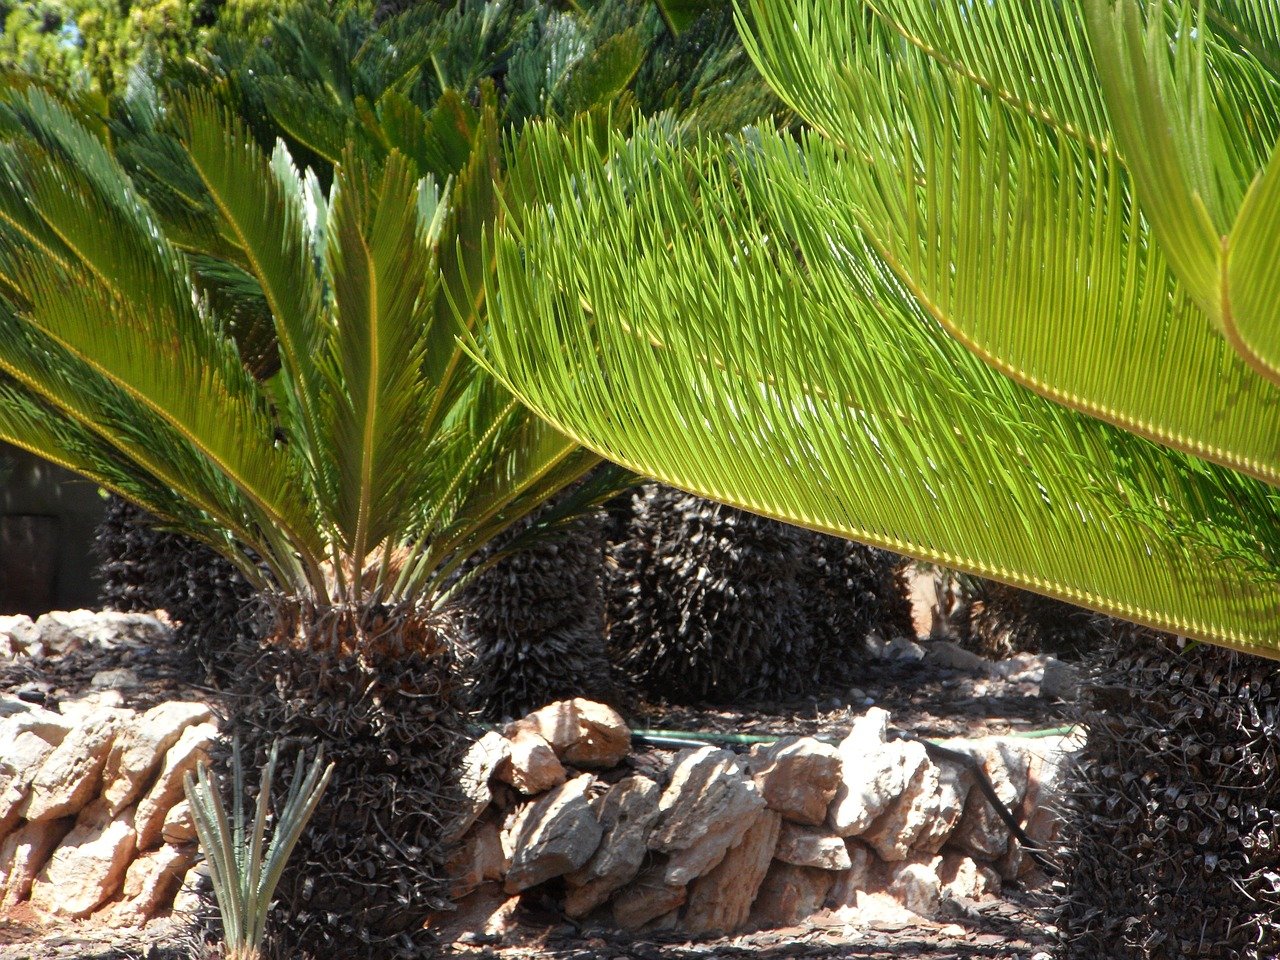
[452,494,611,719]
[607,484,913,704]
[93,496,255,675]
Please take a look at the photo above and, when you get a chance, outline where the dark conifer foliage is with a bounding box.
[94,496,255,671]
[1056,628,1280,960]
[607,484,912,703]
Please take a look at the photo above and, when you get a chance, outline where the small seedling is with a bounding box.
[184,740,333,960]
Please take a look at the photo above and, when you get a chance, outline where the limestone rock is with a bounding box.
[0,817,72,906]
[948,737,1032,860]
[564,775,661,918]
[109,842,198,924]
[503,775,601,893]
[30,800,137,918]
[0,709,70,835]
[829,716,927,838]
[747,736,842,826]
[774,821,853,870]
[1020,734,1076,849]
[495,729,566,796]
[22,709,126,822]
[0,615,38,655]
[162,800,196,845]
[448,816,507,899]
[451,732,511,842]
[611,863,686,930]
[172,863,209,918]
[134,721,216,850]
[937,851,1000,901]
[1040,658,1083,700]
[860,745,939,860]
[827,840,882,908]
[885,854,942,916]
[101,702,213,814]
[923,640,992,674]
[684,809,782,934]
[650,746,766,885]
[34,610,170,654]
[509,699,630,769]
[750,862,835,927]
[909,759,973,855]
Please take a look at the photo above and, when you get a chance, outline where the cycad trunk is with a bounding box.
[1056,629,1280,960]
[955,576,1107,661]
[215,599,468,960]
[452,497,611,719]
[607,484,912,703]
[94,496,254,672]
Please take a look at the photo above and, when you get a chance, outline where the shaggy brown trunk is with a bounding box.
[212,599,468,960]
[1055,629,1280,959]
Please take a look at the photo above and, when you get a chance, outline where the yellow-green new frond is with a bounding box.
[483,121,1280,658]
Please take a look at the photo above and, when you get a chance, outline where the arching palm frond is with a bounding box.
[480,119,1280,659]
[739,0,1280,488]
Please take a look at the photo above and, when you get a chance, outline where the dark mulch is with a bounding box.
[629,655,1067,744]
[441,890,1053,960]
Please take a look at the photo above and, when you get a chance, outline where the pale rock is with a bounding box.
[885,855,942,916]
[994,652,1046,681]
[450,732,511,842]
[827,840,882,908]
[750,862,835,927]
[829,718,927,838]
[161,800,196,845]
[564,775,661,918]
[860,745,939,860]
[109,842,198,924]
[57,690,127,722]
[509,699,630,769]
[447,816,507,899]
[683,809,781,934]
[948,737,1032,860]
[1040,658,1083,700]
[101,702,213,814]
[1021,735,1076,849]
[34,610,170,653]
[495,729,566,796]
[0,615,38,653]
[910,759,973,855]
[774,821,852,870]
[171,863,209,917]
[848,889,929,929]
[503,775,601,893]
[0,711,70,835]
[0,817,72,905]
[134,721,217,850]
[937,851,1000,901]
[22,709,126,822]
[649,747,766,886]
[91,668,141,691]
[923,640,992,674]
[747,736,841,826]
[30,799,137,918]
[611,862,686,930]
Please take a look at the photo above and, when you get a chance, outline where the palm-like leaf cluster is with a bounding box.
[478,0,1280,659]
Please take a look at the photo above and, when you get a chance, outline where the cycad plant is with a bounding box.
[0,81,600,957]
[475,0,1280,955]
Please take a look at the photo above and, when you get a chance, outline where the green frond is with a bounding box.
[735,0,1280,490]
[482,120,1280,659]
[321,148,440,584]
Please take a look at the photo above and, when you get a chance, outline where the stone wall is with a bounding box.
[449,698,1077,935]
[0,611,209,925]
